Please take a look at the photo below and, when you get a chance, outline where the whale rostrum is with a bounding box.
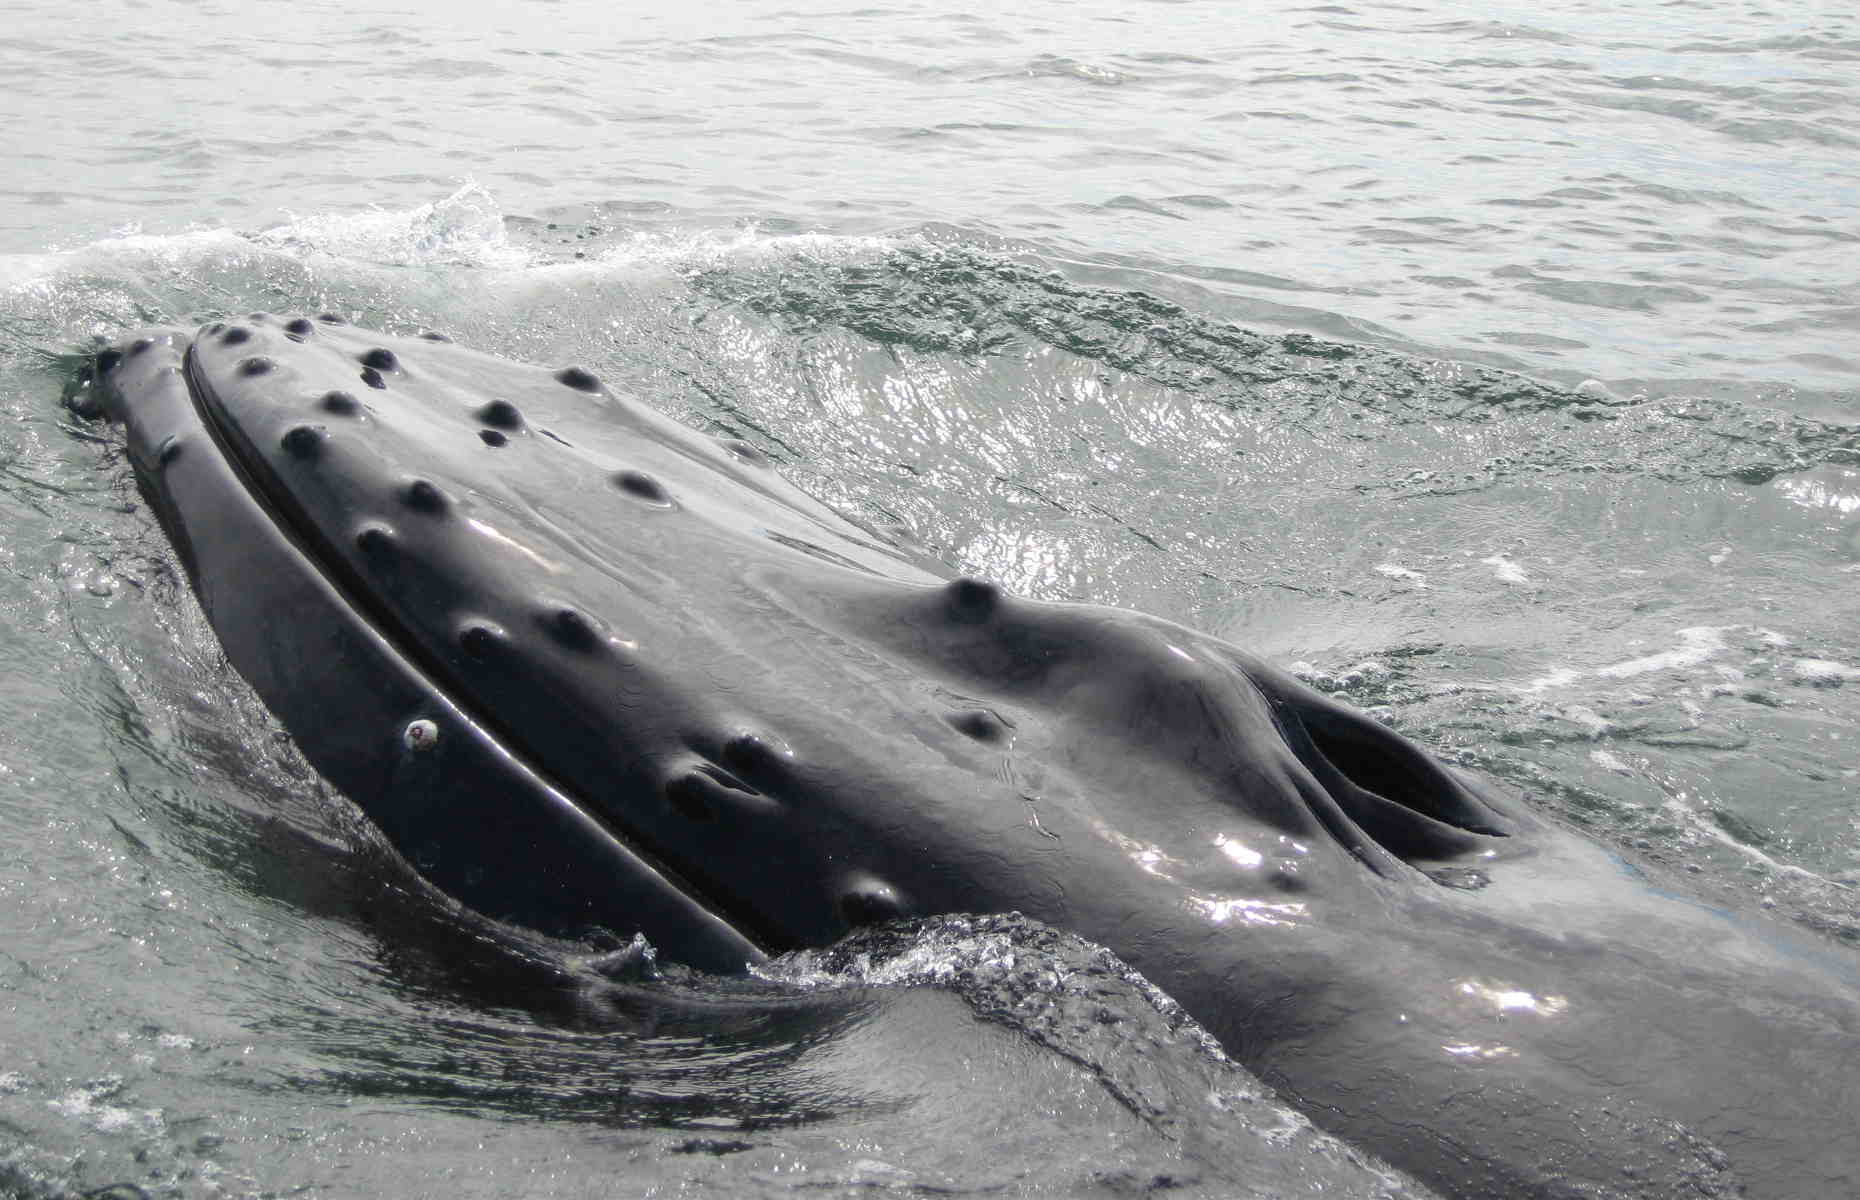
[85,315,1860,1199]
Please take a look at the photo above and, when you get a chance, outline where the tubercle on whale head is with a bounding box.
[75,328,184,421]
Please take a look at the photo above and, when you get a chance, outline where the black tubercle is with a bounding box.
[542,606,602,652]
[555,366,601,392]
[944,578,999,624]
[457,622,503,660]
[355,524,396,556]
[280,425,325,459]
[402,479,447,514]
[613,470,670,505]
[476,400,523,429]
[722,733,787,780]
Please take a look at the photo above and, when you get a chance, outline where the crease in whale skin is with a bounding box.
[85,315,1860,1199]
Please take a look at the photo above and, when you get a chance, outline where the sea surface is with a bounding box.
[2,1,1858,1196]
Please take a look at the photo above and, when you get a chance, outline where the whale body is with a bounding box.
[84,315,1860,1198]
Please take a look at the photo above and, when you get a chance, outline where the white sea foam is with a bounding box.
[1592,626,1728,679]
[1588,747,1634,774]
[45,1077,164,1136]
[1792,658,1860,683]
[251,180,534,269]
[1480,554,1530,584]
[1375,562,1426,585]
[1660,793,1828,882]
[1523,626,1733,693]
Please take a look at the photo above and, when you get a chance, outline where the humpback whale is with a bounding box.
[81,315,1860,1199]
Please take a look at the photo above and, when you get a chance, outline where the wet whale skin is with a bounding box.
[89,315,1860,1200]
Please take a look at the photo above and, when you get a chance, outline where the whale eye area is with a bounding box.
[479,429,508,447]
[360,367,386,389]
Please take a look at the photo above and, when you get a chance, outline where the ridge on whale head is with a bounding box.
[82,315,1860,1199]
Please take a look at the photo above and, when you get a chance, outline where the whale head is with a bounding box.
[87,312,1520,966]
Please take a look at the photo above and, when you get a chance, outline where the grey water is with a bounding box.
[0,0,1857,1196]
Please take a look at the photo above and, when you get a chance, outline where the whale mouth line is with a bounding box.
[177,334,782,957]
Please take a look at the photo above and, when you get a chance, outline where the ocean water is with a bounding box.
[1,0,1858,1196]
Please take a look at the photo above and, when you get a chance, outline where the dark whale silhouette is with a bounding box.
[83,315,1860,1199]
